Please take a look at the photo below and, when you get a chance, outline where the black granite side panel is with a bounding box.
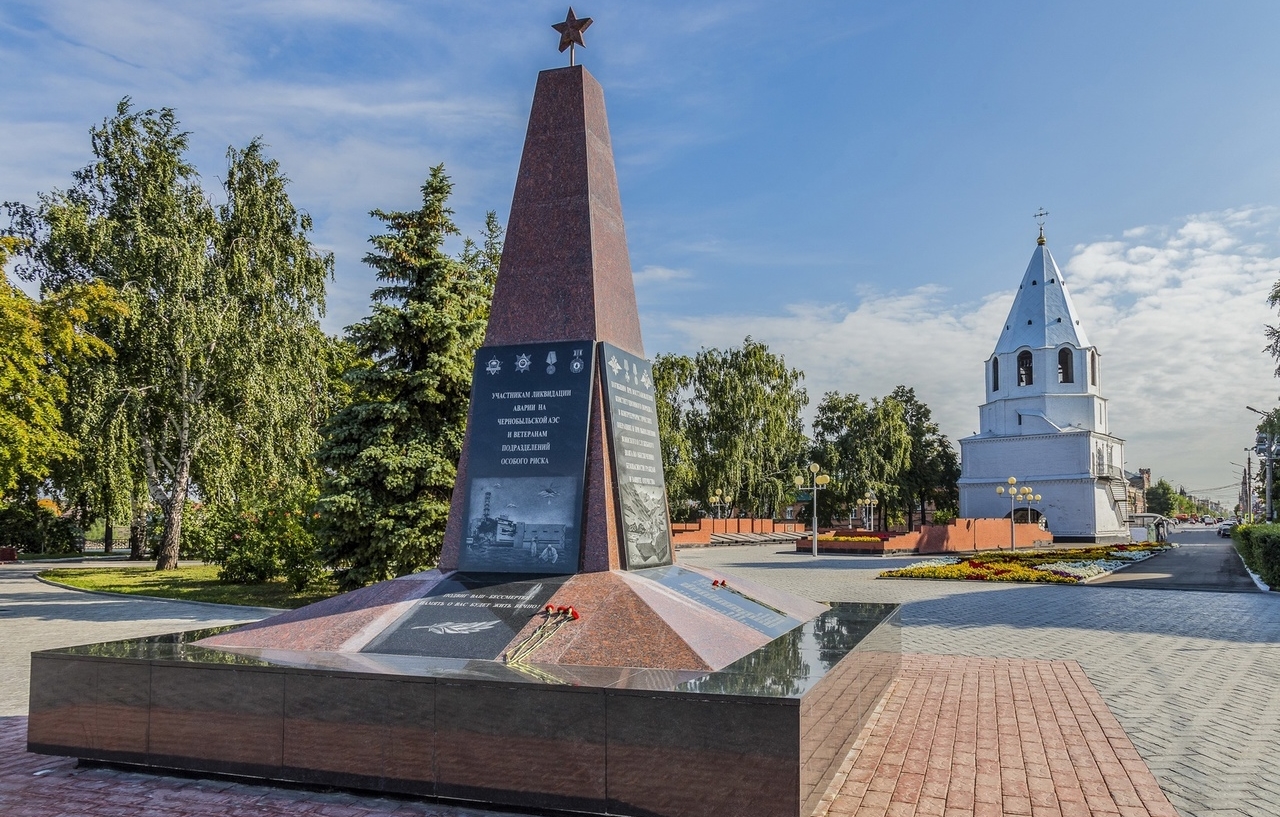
[799,608,902,816]
[148,665,285,776]
[283,673,435,794]
[434,681,607,813]
[28,655,151,757]
[605,691,799,817]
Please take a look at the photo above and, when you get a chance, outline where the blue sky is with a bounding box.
[4,0,1280,502]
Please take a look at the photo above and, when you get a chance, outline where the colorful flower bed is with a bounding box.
[822,536,883,543]
[880,543,1169,584]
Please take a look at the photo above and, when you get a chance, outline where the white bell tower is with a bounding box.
[958,227,1129,543]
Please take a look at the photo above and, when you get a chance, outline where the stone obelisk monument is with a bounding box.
[438,60,656,574]
[30,19,898,816]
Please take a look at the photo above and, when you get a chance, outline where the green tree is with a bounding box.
[1145,478,1177,516]
[0,237,123,496]
[653,353,698,520]
[811,391,872,526]
[889,385,960,529]
[686,337,808,518]
[810,391,911,529]
[315,167,500,589]
[27,101,331,570]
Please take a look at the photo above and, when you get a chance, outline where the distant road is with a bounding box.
[1089,524,1262,593]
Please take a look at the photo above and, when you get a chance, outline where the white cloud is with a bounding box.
[633,265,694,286]
[656,210,1280,500]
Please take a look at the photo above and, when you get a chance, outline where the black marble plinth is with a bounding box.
[28,603,899,817]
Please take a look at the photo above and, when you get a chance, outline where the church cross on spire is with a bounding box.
[1034,208,1049,245]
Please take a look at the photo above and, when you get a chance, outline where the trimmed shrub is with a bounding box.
[184,494,324,590]
[1233,524,1280,589]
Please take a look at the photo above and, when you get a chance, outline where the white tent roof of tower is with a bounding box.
[992,237,1091,355]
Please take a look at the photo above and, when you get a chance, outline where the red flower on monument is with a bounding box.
[568,607,580,620]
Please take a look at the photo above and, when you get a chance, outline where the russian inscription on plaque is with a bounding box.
[457,342,595,574]
[361,574,568,659]
[599,342,673,569]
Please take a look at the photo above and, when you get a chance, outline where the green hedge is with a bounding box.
[1232,524,1280,589]
[0,503,82,554]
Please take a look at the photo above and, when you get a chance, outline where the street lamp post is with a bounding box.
[995,478,1038,551]
[709,489,729,520]
[1015,488,1042,533]
[794,463,831,557]
[857,490,879,531]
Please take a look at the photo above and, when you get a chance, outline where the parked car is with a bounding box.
[1217,520,1238,537]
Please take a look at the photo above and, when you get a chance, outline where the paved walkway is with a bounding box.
[0,561,273,716]
[679,532,1280,817]
[2,538,1277,816]
[1090,537,1260,593]
[817,655,1178,817]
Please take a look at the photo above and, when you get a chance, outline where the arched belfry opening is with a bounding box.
[1089,351,1098,386]
[1058,348,1074,383]
[992,358,999,391]
[1017,351,1033,386]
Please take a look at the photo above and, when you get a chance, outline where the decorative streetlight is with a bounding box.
[709,489,730,520]
[1015,488,1043,533]
[857,490,879,531]
[795,463,831,557]
[995,477,1030,551]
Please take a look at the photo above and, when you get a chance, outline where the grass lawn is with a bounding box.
[18,552,124,561]
[39,564,341,609]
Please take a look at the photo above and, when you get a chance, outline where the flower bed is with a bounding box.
[879,543,1168,584]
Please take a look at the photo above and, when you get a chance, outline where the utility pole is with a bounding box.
[1247,406,1275,522]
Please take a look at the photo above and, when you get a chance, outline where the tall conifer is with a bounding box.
[316,166,498,589]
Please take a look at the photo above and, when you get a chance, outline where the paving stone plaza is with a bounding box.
[2,527,1276,817]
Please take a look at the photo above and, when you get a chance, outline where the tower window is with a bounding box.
[1017,351,1033,386]
[992,358,999,391]
[1090,351,1098,386]
[1058,348,1074,383]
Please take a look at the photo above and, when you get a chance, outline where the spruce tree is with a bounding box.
[316,166,498,589]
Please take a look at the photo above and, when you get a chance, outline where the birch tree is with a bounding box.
[26,101,331,569]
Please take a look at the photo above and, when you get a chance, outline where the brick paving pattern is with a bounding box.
[819,655,1178,817]
[680,538,1280,817]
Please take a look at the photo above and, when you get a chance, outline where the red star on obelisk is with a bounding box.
[552,7,592,66]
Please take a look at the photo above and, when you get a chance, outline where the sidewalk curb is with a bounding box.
[34,574,284,617]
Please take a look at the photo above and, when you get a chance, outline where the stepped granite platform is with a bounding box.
[28,584,899,817]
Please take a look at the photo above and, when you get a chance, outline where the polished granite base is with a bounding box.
[29,602,898,817]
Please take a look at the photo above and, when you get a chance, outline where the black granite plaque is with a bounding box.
[598,342,673,569]
[361,574,567,659]
[633,565,803,639]
[457,342,595,573]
